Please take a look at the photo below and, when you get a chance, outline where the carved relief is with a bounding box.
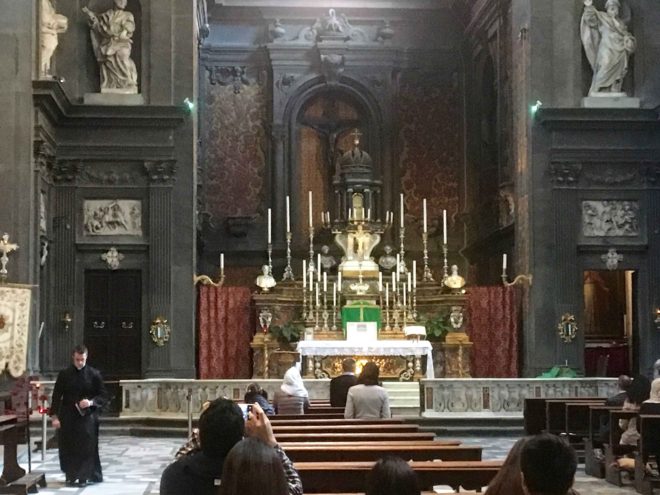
[581,200,639,237]
[320,54,345,83]
[206,66,250,94]
[101,247,125,270]
[83,199,142,236]
[39,192,47,237]
[549,162,582,185]
[275,73,297,95]
[601,248,623,271]
[52,160,81,183]
[144,160,176,184]
[296,9,368,43]
[641,163,660,185]
[584,165,636,185]
[79,164,145,185]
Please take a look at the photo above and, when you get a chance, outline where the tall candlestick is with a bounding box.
[412,260,417,288]
[443,209,447,244]
[378,272,383,292]
[286,196,291,232]
[502,253,507,270]
[308,191,313,228]
[400,193,404,229]
[267,208,272,243]
[423,198,427,233]
[302,260,306,288]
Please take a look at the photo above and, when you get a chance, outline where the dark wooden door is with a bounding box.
[84,270,142,380]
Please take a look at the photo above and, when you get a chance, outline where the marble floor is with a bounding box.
[4,434,642,494]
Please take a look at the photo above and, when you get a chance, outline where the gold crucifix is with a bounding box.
[351,128,362,147]
[0,233,19,283]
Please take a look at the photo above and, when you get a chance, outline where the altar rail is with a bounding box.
[31,377,618,418]
[419,378,619,416]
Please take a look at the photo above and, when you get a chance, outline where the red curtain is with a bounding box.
[466,286,520,378]
[197,286,253,379]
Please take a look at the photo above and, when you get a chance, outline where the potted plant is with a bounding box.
[269,322,302,350]
[424,311,451,377]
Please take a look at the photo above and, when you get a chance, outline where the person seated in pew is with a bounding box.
[273,367,310,415]
[245,382,275,416]
[330,358,358,408]
[639,377,660,475]
[365,456,420,495]
[520,433,579,495]
[598,374,632,444]
[484,437,528,495]
[619,374,651,447]
[345,361,391,419]
[221,403,303,495]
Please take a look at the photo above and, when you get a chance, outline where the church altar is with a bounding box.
[297,340,433,380]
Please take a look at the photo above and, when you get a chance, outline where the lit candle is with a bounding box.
[412,260,417,288]
[286,196,291,233]
[502,253,508,270]
[442,209,447,244]
[220,253,224,271]
[400,193,404,229]
[267,208,272,243]
[423,198,427,233]
[308,191,313,228]
[323,271,327,293]
[378,272,383,292]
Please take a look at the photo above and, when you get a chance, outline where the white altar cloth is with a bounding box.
[296,340,434,379]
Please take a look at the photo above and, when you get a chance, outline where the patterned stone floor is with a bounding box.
[4,434,640,494]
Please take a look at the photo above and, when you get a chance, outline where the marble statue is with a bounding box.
[319,245,337,271]
[39,0,68,78]
[255,265,276,292]
[444,265,466,291]
[83,0,138,94]
[581,0,636,96]
[378,245,397,271]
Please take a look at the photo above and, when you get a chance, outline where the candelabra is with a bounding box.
[331,297,338,331]
[399,225,407,272]
[383,299,391,331]
[308,225,315,267]
[267,242,273,276]
[422,231,434,282]
[301,284,308,320]
[441,243,449,283]
[412,286,418,321]
[322,289,329,331]
[282,231,294,281]
[307,285,315,325]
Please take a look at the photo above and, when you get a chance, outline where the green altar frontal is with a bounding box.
[341,300,381,336]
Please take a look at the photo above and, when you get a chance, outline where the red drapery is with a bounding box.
[197,286,253,379]
[466,286,520,378]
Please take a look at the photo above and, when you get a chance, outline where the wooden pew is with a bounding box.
[280,440,462,448]
[561,400,606,462]
[604,409,638,486]
[584,404,621,478]
[270,418,404,426]
[0,415,46,495]
[283,444,482,463]
[302,407,346,414]
[276,432,436,442]
[634,414,660,495]
[274,413,345,420]
[295,460,503,492]
[545,398,604,436]
[271,424,419,434]
[524,397,604,435]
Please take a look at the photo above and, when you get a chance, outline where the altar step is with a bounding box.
[383,381,420,417]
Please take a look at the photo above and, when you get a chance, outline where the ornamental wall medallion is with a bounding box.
[601,248,623,271]
[83,199,142,237]
[581,200,639,237]
[101,247,125,270]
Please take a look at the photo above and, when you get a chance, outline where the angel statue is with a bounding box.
[581,0,636,96]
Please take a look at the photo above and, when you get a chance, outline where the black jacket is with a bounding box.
[160,451,224,495]
[329,373,358,408]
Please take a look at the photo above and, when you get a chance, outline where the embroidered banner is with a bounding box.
[0,285,31,377]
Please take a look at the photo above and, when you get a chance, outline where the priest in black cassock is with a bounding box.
[50,344,108,487]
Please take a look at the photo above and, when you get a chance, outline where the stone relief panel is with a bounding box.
[83,199,142,237]
[581,200,640,237]
[398,71,462,249]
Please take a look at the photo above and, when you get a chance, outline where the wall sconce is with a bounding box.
[61,311,72,331]
[501,253,533,287]
[654,308,660,331]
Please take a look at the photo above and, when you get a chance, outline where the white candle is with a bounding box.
[286,196,291,233]
[317,254,321,282]
[423,198,427,233]
[333,282,337,306]
[367,208,371,221]
[338,271,342,287]
[302,260,307,288]
[315,282,319,307]
[403,284,407,306]
[309,270,313,292]
[391,272,396,290]
[220,253,224,270]
[407,272,412,292]
[412,260,417,288]
[378,272,383,292]
[502,253,508,270]
[385,283,389,307]
[323,271,327,293]
[267,208,272,243]
[400,193,404,229]
[396,254,400,283]
[308,191,313,228]
[443,209,447,244]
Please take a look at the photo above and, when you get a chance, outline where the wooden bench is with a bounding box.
[270,418,404,426]
[524,397,604,435]
[302,407,346,414]
[271,424,419,434]
[584,404,621,478]
[276,432,436,442]
[280,440,462,448]
[634,414,660,495]
[0,415,46,494]
[561,400,606,462]
[604,409,639,486]
[283,444,482,463]
[274,413,346,420]
[544,398,604,436]
[295,460,503,492]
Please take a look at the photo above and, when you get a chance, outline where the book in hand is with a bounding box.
[75,402,91,416]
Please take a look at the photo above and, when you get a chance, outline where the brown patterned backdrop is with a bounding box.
[397,72,462,247]
[201,79,268,220]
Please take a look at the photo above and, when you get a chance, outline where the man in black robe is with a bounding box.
[330,358,358,408]
[50,344,107,487]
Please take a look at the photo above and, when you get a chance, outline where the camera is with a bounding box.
[239,403,253,419]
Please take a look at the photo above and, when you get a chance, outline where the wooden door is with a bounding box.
[84,270,142,380]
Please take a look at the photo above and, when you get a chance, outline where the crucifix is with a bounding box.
[0,233,19,283]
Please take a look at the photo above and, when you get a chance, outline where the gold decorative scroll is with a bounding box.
[0,284,32,377]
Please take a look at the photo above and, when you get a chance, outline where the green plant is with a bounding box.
[424,311,451,342]
[269,322,303,347]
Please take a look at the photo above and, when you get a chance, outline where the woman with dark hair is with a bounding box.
[484,437,528,495]
[345,362,391,419]
[366,456,420,495]
[244,382,275,416]
[619,374,651,446]
[220,437,288,495]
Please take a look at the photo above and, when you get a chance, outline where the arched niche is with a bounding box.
[280,76,384,246]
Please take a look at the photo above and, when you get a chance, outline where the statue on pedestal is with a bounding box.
[83,0,138,94]
[39,0,68,78]
[378,245,397,271]
[256,265,276,292]
[319,245,337,272]
[581,0,636,96]
[444,265,466,292]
